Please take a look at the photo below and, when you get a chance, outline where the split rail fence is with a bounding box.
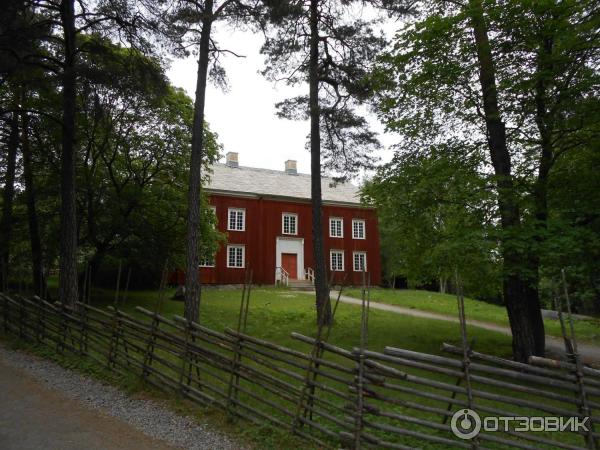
[1,292,599,449]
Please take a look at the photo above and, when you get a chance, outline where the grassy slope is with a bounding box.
[343,288,600,344]
[95,287,514,358]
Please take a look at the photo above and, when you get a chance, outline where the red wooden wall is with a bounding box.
[182,194,381,286]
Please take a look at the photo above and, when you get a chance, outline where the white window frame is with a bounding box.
[352,219,366,240]
[329,217,344,238]
[353,251,367,272]
[226,245,245,268]
[282,213,298,235]
[227,208,246,231]
[330,250,344,272]
[199,253,216,268]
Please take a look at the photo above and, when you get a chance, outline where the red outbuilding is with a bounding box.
[185,152,381,287]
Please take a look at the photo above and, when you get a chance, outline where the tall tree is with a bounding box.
[263,0,387,325]
[372,0,600,360]
[0,110,19,291]
[151,0,263,322]
[20,100,44,296]
[58,0,79,306]
[363,144,500,301]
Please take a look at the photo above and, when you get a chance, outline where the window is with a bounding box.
[353,252,367,272]
[330,250,344,271]
[282,213,298,235]
[199,253,215,267]
[228,208,245,231]
[352,219,366,239]
[227,245,245,268]
[329,218,343,238]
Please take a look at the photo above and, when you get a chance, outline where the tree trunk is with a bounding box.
[309,0,332,326]
[184,0,214,323]
[20,108,45,297]
[58,0,78,307]
[0,112,19,292]
[467,0,545,361]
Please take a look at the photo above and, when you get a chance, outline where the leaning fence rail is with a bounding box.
[0,291,598,449]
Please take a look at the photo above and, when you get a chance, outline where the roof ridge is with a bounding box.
[208,162,361,204]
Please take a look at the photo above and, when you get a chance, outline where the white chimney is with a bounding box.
[226,152,239,168]
[285,159,297,175]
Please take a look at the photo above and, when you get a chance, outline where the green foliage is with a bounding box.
[369,0,600,310]
[363,144,501,301]
[1,35,224,289]
[540,145,600,313]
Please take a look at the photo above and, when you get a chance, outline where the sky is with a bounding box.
[166,24,397,177]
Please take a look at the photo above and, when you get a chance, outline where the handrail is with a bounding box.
[275,266,290,287]
[305,267,315,284]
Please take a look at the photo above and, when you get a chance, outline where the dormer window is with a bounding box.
[228,208,245,231]
[329,217,343,238]
[282,213,298,235]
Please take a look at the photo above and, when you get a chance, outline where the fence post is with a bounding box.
[18,296,25,339]
[353,270,370,449]
[178,318,193,397]
[455,272,479,450]
[292,273,344,434]
[77,302,89,355]
[559,270,596,449]
[106,308,119,369]
[2,293,10,334]
[227,269,252,417]
[56,302,67,354]
[142,313,159,381]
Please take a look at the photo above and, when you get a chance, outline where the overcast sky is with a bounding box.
[166,24,396,177]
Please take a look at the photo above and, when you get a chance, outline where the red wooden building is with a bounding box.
[194,152,381,286]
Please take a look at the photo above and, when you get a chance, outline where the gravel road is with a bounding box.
[0,342,244,450]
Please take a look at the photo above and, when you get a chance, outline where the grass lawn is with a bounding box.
[92,286,514,358]
[343,288,600,344]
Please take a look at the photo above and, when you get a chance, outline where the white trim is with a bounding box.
[275,237,304,280]
[204,188,373,208]
[199,257,215,268]
[329,217,344,238]
[330,250,344,271]
[282,213,298,236]
[226,245,245,268]
[227,208,246,231]
[353,251,367,272]
[352,219,366,240]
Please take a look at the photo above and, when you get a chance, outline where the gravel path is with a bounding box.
[329,291,600,366]
[0,342,245,450]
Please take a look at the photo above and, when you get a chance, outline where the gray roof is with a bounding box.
[206,163,363,205]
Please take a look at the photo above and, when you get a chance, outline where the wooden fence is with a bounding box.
[1,292,599,449]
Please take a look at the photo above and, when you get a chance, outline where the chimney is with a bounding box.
[285,159,297,175]
[225,152,239,168]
